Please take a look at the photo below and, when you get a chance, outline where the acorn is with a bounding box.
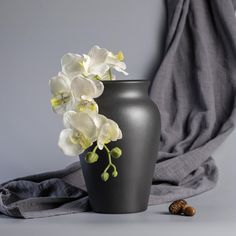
[169,199,187,215]
[183,205,196,216]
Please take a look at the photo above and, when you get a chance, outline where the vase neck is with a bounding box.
[100,80,150,99]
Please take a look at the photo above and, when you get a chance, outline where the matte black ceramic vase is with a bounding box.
[79,80,161,213]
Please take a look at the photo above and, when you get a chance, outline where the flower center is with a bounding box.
[76,100,97,112]
[50,92,70,108]
[70,131,92,150]
[116,51,124,61]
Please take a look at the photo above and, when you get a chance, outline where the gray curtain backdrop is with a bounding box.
[149,0,236,203]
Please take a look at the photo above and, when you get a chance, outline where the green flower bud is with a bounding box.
[101,172,109,182]
[110,147,122,158]
[85,152,99,164]
[112,170,118,177]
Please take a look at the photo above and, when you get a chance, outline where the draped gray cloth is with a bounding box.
[1,0,236,218]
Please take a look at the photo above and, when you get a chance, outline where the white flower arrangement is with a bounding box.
[49,45,128,181]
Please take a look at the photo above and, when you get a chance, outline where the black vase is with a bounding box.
[79,80,161,213]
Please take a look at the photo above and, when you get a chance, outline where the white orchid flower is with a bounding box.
[87,112,108,129]
[58,129,86,156]
[106,51,128,75]
[59,111,97,156]
[70,76,103,113]
[86,45,128,78]
[85,113,122,149]
[97,118,122,150]
[61,53,86,79]
[61,46,128,80]
[75,99,98,113]
[49,73,74,115]
[71,76,104,100]
[63,111,98,140]
[82,46,110,77]
[49,72,102,114]
[85,112,122,150]
[51,46,126,159]
[61,48,109,79]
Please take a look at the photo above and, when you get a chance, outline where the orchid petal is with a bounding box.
[63,111,97,141]
[71,77,95,100]
[88,113,108,129]
[71,76,104,99]
[89,64,109,77]
[61,53,84,78]
[49,74,73,115]
[58,129,84,156]
[91,78,104,97]
[49,74,70,96]
[106,52,128,75]
[88,45,109,65]
[97,119,122,150]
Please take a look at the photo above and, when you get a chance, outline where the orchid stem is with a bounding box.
[103,144,117,173]
[92,145,98,153]
[108,69,112,80]
[93,75,102,81]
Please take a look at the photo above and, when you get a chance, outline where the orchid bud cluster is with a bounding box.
[49,46,128,181]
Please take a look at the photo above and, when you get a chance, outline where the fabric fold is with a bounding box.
[150,0,236,203]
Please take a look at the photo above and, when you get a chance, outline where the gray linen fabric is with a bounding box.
[149,0,236,204]
[0,162,90,218]
[1,0,236,218]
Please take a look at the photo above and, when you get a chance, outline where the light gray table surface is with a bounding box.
[0,130,235,236]
[0,193,235,236]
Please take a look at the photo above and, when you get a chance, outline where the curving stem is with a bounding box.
[103,144,117,174]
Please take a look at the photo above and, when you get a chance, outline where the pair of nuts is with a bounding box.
[169,199,196,216]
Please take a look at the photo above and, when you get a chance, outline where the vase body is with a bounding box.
[79,80,161,213]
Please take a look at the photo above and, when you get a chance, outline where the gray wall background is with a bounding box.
[0,0,166,182]
[0,0,235,207]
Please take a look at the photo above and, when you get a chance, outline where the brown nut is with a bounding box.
[169,199,187,215]
[183,205,196,216]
